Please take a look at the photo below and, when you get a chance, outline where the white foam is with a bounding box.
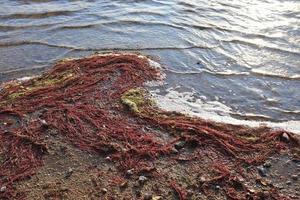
[17,76,35,82]
[251,68,300,79]
[150,88,300,135]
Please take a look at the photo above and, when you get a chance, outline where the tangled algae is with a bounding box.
[0,53,299,200]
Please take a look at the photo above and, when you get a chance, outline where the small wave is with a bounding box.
[166,69,250,76]
[0,65,49,75]
[52,20,186,31]
[0,10,75,20]
[101,20,187,30]
[0,24,52,32]
[177,1,196,8]
[126,10,166,17]
[251,69,300,80]
[230,112,274,121]
[59,24,97,29]
[0,40,217,51]
[222,38,300,56]
[203,69,250,76]
[270,107,300,115]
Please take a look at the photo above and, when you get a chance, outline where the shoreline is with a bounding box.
[0,53,299,199]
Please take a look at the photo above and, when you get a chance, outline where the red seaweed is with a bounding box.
[0,53,299,199]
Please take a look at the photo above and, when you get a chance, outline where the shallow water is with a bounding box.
[0,0,299,130]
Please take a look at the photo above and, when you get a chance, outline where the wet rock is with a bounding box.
[0,186,6,192]
[174,141,185,150]
[143,193,152,200]
[257,166,267,177]
[138,176,148,184]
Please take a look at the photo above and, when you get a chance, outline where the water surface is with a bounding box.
[0,0,299,131]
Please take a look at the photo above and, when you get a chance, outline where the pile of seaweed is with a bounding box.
[0,53,299,199]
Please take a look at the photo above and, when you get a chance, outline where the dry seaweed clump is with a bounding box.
[0,53,299,200]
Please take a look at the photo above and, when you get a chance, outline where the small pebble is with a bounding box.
[263,161,272,168]
[152,196,162,200]
[257,166,267,177]
[170,147,178,154]
[101,188,107,194]
[126,169,134,176]
[0,186,6,192]
[120,181,128,188]
[64,167,73,179]
[138,176,148,184]
[143,193,152,200]
[286,181,292,185]
[291,174,298,181]
[174,141,185,150]
[281,133,289,142]
[200,176,206,182]
[40,119,48,127]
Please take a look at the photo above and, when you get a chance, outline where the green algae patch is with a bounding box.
[121,88,154,113]
[0,69,75,105]
[32,71,74,88]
